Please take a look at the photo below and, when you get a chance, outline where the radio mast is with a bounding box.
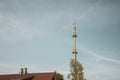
[72,22,77,80]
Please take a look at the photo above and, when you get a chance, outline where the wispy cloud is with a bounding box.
[0,13,52,42]
[80,47,120,80]
[86,63,120,80]
[77,0,102,21]
[0,62,68,76]
[0,62,46,74]
[0,14,32,42]
[81,47,120,65]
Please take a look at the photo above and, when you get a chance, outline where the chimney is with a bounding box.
[20,68,28,75]
[24,68,27,75]
[20,68,24,75]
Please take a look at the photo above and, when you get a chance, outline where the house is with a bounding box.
[0,68,56,80]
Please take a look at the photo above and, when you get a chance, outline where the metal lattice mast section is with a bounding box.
[72,22,77,80]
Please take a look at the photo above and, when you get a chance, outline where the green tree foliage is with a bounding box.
[67,59,85,80]
[56,73,64,80]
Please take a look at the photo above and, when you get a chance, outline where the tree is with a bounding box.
[67,59,85,80]
[56,73,64,80]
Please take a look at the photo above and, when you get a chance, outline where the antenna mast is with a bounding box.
[72,22,77,80]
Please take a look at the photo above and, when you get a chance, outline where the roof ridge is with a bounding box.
[0,71,56,76]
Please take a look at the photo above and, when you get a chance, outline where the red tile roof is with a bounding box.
[0,72,56,80]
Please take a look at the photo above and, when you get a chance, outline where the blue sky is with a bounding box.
[0,0,120,80]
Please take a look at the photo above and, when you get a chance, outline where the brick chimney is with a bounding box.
[24,68,27,75]
[20,68,24,75]
[20,68,27,75]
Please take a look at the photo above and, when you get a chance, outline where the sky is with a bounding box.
[0,0,120,80]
